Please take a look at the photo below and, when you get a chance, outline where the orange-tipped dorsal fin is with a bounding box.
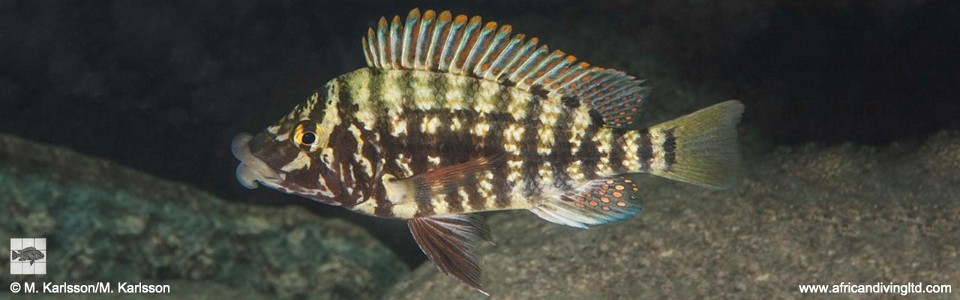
[362,8,649,128]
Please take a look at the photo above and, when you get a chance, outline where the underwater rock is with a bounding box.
[0,134,408,299]
[385,132,960,299]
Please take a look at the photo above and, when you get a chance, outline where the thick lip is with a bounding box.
[231,133,280,189]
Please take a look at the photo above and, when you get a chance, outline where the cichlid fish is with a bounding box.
[12,247,45,265]
[233,8,742,294]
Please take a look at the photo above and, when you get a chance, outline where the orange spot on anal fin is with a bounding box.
[528,176,642,228]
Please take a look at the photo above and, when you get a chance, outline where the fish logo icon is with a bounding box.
[12,247,45,265]
[10,238,47,275]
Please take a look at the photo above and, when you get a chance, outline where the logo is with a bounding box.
[10,238,46,275]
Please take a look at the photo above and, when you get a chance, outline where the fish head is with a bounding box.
[232,91,344,205]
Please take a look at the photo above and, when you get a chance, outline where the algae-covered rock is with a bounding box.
[0,134,408,299]
[385,132,960,299]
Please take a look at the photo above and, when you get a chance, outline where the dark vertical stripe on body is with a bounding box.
[463,173,484,211]
[481,113,508,152]
[637,128,653,172]
[432,72,478,220]
[430,73,450,162]
[548,104,574,191]
[331,79,360,208]
[330,125,359,207]
[437,91,469,216]
[357,119,383,210]
[520,94,543,197]
[607,128,626,173]
[443,182,465,214]
[480,88,506,153]
[372,182,391,217]
[412,178,435,217]
[401,72,432,176]
[337,79,374,209]
[578,117,603,180]
[662,128,677,171]
[368,70,396,218]
[492,157,511,208]
[487,83,514,208]
[407,109,428,173]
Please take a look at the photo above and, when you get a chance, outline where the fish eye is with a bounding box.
[292,121,321,151]
[300,132,316,144]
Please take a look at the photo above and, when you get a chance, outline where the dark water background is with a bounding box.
[1,0,958,267]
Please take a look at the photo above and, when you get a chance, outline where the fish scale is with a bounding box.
[232,8,743,295]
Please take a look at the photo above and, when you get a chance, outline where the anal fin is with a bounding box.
[408,214,492,295]
[530,176,642,228]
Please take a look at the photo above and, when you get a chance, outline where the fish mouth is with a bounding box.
[231,133,280,189]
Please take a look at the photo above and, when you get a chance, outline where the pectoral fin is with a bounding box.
[388,154,505,216]
[407,214,491,295]
[404,154,504,194]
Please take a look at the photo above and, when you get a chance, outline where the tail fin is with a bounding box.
[646,100,743,189]
[12,250,19,260]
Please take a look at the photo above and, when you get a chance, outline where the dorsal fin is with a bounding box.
[362,8,648,128]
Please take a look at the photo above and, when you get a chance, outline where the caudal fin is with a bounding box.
[646,100,743,189]
[11,250,18,260]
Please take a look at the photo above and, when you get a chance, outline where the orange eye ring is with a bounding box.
[292,121,321,151]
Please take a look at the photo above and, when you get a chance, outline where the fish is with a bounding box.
[232,8,743,294]
[12,247,45,265]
